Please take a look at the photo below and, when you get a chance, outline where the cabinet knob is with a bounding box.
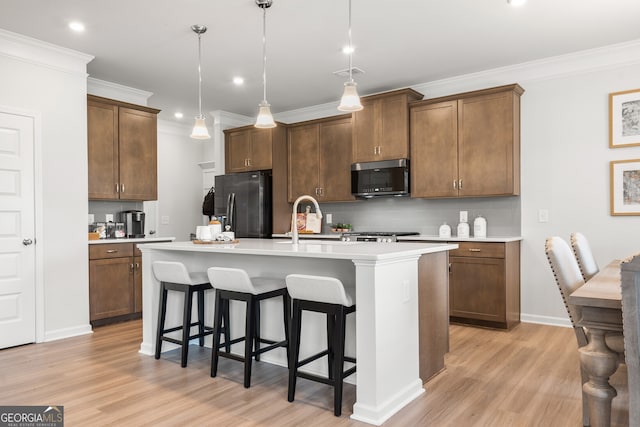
[129,263,134,273]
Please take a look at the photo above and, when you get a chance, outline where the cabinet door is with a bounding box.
[133,255,142,313]
[379,94,410,160]
[89,257,134,321]
[352,99,378,162]
[88,100,119,200]
[319,118,354,201]
[410,101,459,198]
[119,107,158,200]
[449,256,506,324]
[288,124,320,201]
[458,90,518,196]
[225,130,251,173]
[249,128,273,170]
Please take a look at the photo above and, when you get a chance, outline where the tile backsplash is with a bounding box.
[88,200,144,223]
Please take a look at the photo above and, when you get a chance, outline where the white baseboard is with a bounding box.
[521,313,572,328]
[44,324,93,342]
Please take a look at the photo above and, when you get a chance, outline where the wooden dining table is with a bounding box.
[569,260,623,427]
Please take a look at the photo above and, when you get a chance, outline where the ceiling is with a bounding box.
[2,0,640,124]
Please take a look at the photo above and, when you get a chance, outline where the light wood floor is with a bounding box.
[0,320,628,426]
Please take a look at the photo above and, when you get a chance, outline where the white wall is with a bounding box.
[0,30,93,340]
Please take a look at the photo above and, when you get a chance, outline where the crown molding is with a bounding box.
[209,110,253,129]
[0,28,93,75]
[87,77,153,106]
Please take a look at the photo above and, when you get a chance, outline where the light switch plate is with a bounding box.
[161,215,170,225]
[325,213,333,224]
[459,211,468,223]
[538,209,549,223]
[105,214,114,222]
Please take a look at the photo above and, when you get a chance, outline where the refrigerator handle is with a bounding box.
[226,192,236,232]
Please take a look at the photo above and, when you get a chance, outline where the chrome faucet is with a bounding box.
[291,195,323,244]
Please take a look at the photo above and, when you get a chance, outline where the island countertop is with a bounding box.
[139,238,458,261]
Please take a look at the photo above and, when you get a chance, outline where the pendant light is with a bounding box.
[338,0,363,112]
[255,0,276,128]
[190,24,211,139]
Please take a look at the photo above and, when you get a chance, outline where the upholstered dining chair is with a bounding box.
[570,232,599,282]
[620,254,640,427]
[545,236,624,426]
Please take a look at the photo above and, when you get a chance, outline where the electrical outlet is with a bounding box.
[459,211,468,223]
[105,214,114,222]
[88,214,95,224]
[161,215,170,225]
[326,213,333,224]
[538,209,549,223]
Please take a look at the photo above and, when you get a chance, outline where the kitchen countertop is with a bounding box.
[272,233,522,243]
[89,237,176,245]
[140,238,457,261]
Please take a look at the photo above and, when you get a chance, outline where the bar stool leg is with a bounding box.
[197,289,206,347]
[244,296,256,388]
[181,286,194,368]
[155,283,168,360]
[223,299,231,353]
[254,301,261,361]
[333,306,347,417]
[283,292,290,368]
[288,299,302,402]
[211,292,224,378]
[327,312,335,380]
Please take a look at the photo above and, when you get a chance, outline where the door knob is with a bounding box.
[22,238,33,246]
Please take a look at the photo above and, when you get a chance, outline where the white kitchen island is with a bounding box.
[138,238,457,425]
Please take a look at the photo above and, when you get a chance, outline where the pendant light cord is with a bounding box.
[262,5,268,103]
[197,32,203,118]
[348,0,353,84]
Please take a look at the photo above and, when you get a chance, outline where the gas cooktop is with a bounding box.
[340,231,419,242]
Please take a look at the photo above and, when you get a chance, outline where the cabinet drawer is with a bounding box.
[89,243,134,260]
[449,242,504,259]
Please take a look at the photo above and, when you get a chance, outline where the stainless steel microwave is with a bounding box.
[351,158,410,198]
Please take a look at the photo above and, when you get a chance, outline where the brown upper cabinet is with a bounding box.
[410,84,524,198]
[224,125,275,173]
[87,95,160,201]
[287,115,354,203]
[352,88,423,162]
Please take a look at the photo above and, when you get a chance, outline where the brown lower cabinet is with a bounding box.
[448,241,520,330]
[89,242,163,326]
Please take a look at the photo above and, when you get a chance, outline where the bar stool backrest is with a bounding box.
[571,232,600,282]
[207,267,255,293]
[286,274,353,307]
[152,261,192,284]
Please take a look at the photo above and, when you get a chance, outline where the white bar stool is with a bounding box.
[285,274,356,417]
[152,261,228,368]
[207,267,289,388]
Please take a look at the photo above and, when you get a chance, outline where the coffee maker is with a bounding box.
[120,210,145,238]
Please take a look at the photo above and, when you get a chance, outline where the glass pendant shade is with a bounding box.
[255,101,276,128]
[190,116,211,139]
[338,81,363,112]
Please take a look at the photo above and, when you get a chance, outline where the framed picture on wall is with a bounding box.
[610,159,640,215]
[610,88,640,148]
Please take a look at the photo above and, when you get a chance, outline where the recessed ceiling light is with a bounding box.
[69,21,85,32]
[174,112,184,119]
[507,0,526,6]
[233,76,245,85]
[342,46,354,55]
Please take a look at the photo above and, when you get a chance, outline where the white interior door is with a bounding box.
[0,111,35,348]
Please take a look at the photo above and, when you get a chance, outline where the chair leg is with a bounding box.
[211,293,224,378]
[180,287,193,368]
[155,284,168,360]
[244,297,255,388]
[197,289,206,347]
[327,312,335,381]
[288,300,302,403]
[223,299,231,353]
[254,300,261,362]
[283,292,290,368]
[333,306,347,417]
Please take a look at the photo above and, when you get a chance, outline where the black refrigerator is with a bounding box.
[214,171,272,238]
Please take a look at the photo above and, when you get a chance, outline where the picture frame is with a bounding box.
[610,159,640,215]
[609,88,640,148]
